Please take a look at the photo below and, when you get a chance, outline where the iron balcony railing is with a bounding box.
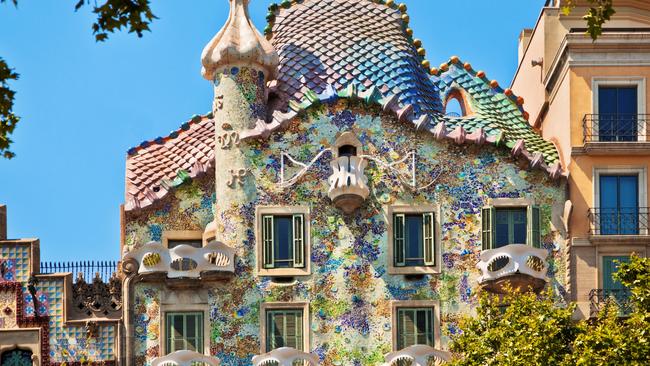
[588,207,650,235]
[583,114,650,143]
[589,289,633,317]
[40,260,118,282]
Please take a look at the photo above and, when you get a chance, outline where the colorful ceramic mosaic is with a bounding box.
[0,244,31,282]
[125,99,567,366]
[0,290,17,329]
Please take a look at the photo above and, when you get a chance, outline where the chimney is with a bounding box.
[518,28,533,65]
[0,205,6,240]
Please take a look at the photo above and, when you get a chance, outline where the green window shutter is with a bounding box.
[262,215,274,268]
[527,205,541,248]
[292,214,304,268]
[394,214,406,266]
[481,207,495,250]
[423,212,435,266]
[603,256,631,290]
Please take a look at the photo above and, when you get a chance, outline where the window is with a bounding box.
[165,312,203,354]
[598,86,638,141]
[445,97,464,117]
[262,214,305,269]
[391,300,439,354]
[265,309,304,352]
[168,239,202,249]
[602,256,630,291]
[393,213,435,267]
[599,175,639,235]
[162,231,204,249]
[396,308,434,349]
[1,349,33,366]
[482,202,540,249]
[256,207,310,276]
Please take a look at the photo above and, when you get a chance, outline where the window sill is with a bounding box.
[573,142,650,156]
[388,265,440,275]
[258,267,311,277]
[588,235,650,245]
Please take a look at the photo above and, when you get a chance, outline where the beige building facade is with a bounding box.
[512,0,650,319]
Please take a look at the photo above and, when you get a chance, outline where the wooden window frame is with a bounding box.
[391,300,441,352]
[256,206,311,277]
[259,302,310,354]
[386,205,441,275]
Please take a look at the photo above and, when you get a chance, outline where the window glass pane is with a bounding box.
[397,308,434,349]
[495,209,527,247]
[168,239,202,249]
[512,210,527,244]
[166,312,203,354]
[267,310,303,352]
[274,216,294,267]
[618,87,638,115]
[405,215,424,266]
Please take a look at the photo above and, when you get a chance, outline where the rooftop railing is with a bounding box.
[588,208,650,236]
[589,289,633,317]
[40,260,118,282]
[583,114,650,143]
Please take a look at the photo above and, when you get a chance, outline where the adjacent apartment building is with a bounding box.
[512,0,650,319]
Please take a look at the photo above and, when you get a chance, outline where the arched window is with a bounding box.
[1,348,33,366]
[445,97,463,117]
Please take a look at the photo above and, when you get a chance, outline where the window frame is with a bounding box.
[386,205,441,275]
[592,77,646,141]
[162,230,205,249]
[391,300,440,352]
[256,206,311,277]
[593,166,648,236]
[163,311,205,355]
[482,198,541,249]
[260,302,310,354]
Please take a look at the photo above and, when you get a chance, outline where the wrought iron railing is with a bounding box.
[583,114,649,143]
[40,261,118,282]
[589,289,633,317]
[588,208,649,235]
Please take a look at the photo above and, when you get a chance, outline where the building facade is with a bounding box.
[512,0,650,319]
[0,0,579,365]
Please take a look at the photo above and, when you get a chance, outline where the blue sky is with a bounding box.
[0,0,544,262]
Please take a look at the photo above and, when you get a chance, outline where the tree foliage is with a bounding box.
[0,57,19,159]
[450,255,650,366]
[448,288,580,366]
[562,0,616,40]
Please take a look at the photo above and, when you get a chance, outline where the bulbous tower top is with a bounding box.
[201,0,279,81]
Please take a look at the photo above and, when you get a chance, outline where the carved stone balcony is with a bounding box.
[328,155,370,214]
[252,347,319,366]
[384,345,451,366]
[151,350,221,366]
[122,241,235,279]
[477,244,548,294]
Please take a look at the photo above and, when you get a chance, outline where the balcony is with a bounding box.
[588,208,649,236]
[477,244,548,294]
[252,347,319,366]
[589,289,633,317]
[328,155,370,214]
[581,114,650,155]
[122,241,235,279]
[384,345,451,366]
[151,350,221,366]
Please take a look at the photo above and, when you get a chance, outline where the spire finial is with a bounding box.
[201,0,279,81]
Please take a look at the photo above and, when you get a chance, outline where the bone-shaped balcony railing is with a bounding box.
[328,156,370,213]
[476,244,548,283]
[384,345,452,366]
[252,347,319,366]
[151,350,221,366]
[122,241,235,278]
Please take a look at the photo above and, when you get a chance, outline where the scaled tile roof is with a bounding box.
[125,116,214,211]
[125,0,564,211]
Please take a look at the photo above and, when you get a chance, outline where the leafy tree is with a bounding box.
[0,0,155,158]
[448,288,581,366]
[567,255,650,365]
[562,0,616,40]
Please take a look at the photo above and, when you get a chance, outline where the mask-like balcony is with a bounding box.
[384,345,451,366]
[477,244,548,294]
[252,347,319,366]
[151,350,221,366]
[328,155,370,214]
[122,241,235,279]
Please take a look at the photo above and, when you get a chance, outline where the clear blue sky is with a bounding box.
[0,0,544,262]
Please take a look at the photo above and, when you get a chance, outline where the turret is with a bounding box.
[201,0,279,247]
